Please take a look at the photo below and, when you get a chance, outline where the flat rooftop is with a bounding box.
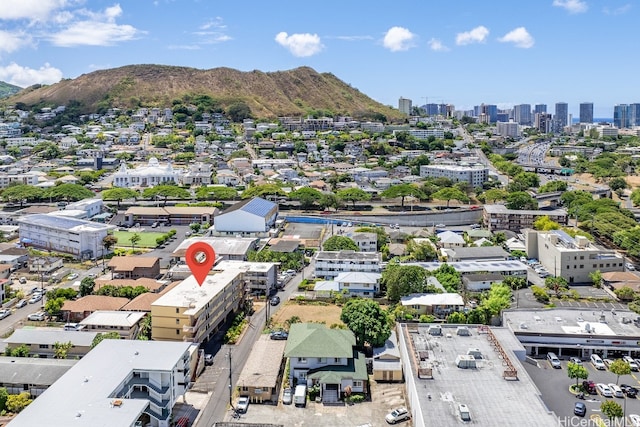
[503,308,640,337]
[412,260,528,274]
[400,324,556,426]
[152,269,243,315]
[172,236,257,258]
[8,340,192,427]
[213,260,276,273]
[237,335,287,389]
[483,204,567,216]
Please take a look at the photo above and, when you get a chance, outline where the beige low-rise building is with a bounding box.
[237,335,287,403]
[5,329,98,359]
[151,269,244,343]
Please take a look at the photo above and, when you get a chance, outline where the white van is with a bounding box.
[591,354,606,370]
[294,384,307,407]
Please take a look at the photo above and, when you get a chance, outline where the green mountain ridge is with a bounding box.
[0,81,22,99]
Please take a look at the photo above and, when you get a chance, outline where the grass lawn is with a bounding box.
[113,230,166,248]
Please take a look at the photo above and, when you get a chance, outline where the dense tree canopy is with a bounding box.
[381,264,428,302]
[340,299,391,347]
[323,235,358,252]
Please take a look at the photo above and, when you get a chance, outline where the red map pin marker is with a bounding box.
[185,242,216,286]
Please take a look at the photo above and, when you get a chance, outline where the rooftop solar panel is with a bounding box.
[241,197,277,217]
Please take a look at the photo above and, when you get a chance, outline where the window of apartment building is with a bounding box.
[579,265,583,269]
[176,329,180,335]
[241,386,249,392]
[299,371,307,380]
[176,319,180,324]
[353,380,363,388]
[593,264,597,268]
[39,344,48,349]
[580,256,584,260]
[176,308,180,314]
[317,358,325,364]
[600,264,603,268]
[334,358,340,363]
[298,357,307,364]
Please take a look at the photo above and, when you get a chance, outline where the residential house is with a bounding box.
[400,293,465,317]
[437,231,465,248]
[171,237,258,264]
[28,256,63,274]
[123,206,218,226]
[462,273,505,292]
[0,357,76,397]
[61,295,129,323]
[285,323,368,403]
[79,311,147,339]
[108,256,161,279]
[443,246,510,262]
[4,329,98,359]
[236,335,287,403]
[333,272,381,298]
[372,331,403,382]
[352,232,377,252]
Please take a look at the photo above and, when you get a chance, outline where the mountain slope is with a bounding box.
[0,81,22,99]
[8,65,402,121]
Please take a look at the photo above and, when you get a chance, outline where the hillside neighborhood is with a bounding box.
[0,97,640,427]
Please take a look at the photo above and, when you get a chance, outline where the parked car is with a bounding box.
[18,277,26,284]
[15,299,27,309]
[270,330,288,340]
[609,383,624,398]
[603,358,614,369]
[204,354,213,366]
[236,396,249,413]
[67,273,78,280]
[569,357,582,365]
[27,312,45,321]
[151,222,159,228]
[624,356,639,371]
[597,383,613,397]
[270,296,281,306]
[0,309,11,320]
[620,384,638,398]
[582,380,597,394]
[547,352,561,369]
[574,402,586,417]
[28,294,42,304]
[591,354,606,370]
[282,387,292,405]
[385,407,410,424]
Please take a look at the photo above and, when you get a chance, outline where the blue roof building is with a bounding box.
[213,197,278,236]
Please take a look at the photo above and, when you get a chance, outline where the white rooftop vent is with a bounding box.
[534,315,542,322]
[83,377,89,383]
[519,322,528,330]
[555,317,563,323]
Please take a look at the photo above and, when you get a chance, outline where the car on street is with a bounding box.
[270,330,288,340]
[28,294,42,304]
[67,273,79,280]
[597,383,613,397]
[621,384,638,398]
[435,224,446,228]
[574,402,586,417]
[385,407,410,424]
[236,396,249,413]
[609,383,624,398]
[204,354,213,366]
[0,309,11,319]
[282,387,292,405]
[15,299,27,309]
[270,296,280,306]
[27,312,45,321]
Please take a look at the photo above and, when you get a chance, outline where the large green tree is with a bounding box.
[142,185,190,206]
[380,184,421,209]
[609,359,631,385]
[46,183,94,202]
[241,183,286,200]
[289,187,324,210]
[600,400,623,422]
[505,191,537,210]
[432,187,468,207]
[0,184,43,206]
[336,188,371,209]
[340,299,391,347]
[79,277,95,297]
[323,235,358,252]
[545,276,568,296]
[567,361,588,386]
[381,264,428,302]
[195,186,237,201]
[101,188,138,208]
[482,188,508,203]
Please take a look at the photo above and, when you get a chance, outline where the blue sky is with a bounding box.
[0,0,635,117]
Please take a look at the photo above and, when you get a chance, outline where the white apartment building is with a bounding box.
[112,157,182,188]
[402,128,445,139]
[65,198,103,218]
[212,260,278,294]
[420,164,489,187]
[182,162,212,186]
[314,250,382,279]
[352,232,378,252]
[17,214,114,259]
[8,340,193,427]
[4,137,37,147]
[398,97,412,115]
[525,229,623,283]
[496,121,520,138]
[0,172,39,188]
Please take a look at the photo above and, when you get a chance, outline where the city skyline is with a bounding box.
[0,0,637,117]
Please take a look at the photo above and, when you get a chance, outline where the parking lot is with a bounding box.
[222,381,409,427]
[524,357,640,424]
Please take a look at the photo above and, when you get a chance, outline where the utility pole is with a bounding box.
[227,347,233,407]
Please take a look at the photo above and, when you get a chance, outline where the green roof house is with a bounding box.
[284,323,368,403]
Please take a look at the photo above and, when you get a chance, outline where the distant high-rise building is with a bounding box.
[496,112,510,122]
[630,103,640,126]
[424,103,439,116]
[534,104,547,114]
[514,104,532,125]
[497,121,520,138]
[398,97,412,115]
[614,104,631,128]
[579,102,593,124]
[554,102,569,133]
[535,113,552,134]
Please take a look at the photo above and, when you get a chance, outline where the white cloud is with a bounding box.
[168,44,201,50]
[49,4,142,47]
[498,27,535,48]
[603,4,631,15]
[0,30,31,53]
[200,17,226,31]
[428,38,449,52]
[275,32,323,57]
[334,35,374,41]
[382,26,416,52]
[456,26,489,45]
[0,0,69,21]
[0,62,63,87]
[552,0,588,14]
